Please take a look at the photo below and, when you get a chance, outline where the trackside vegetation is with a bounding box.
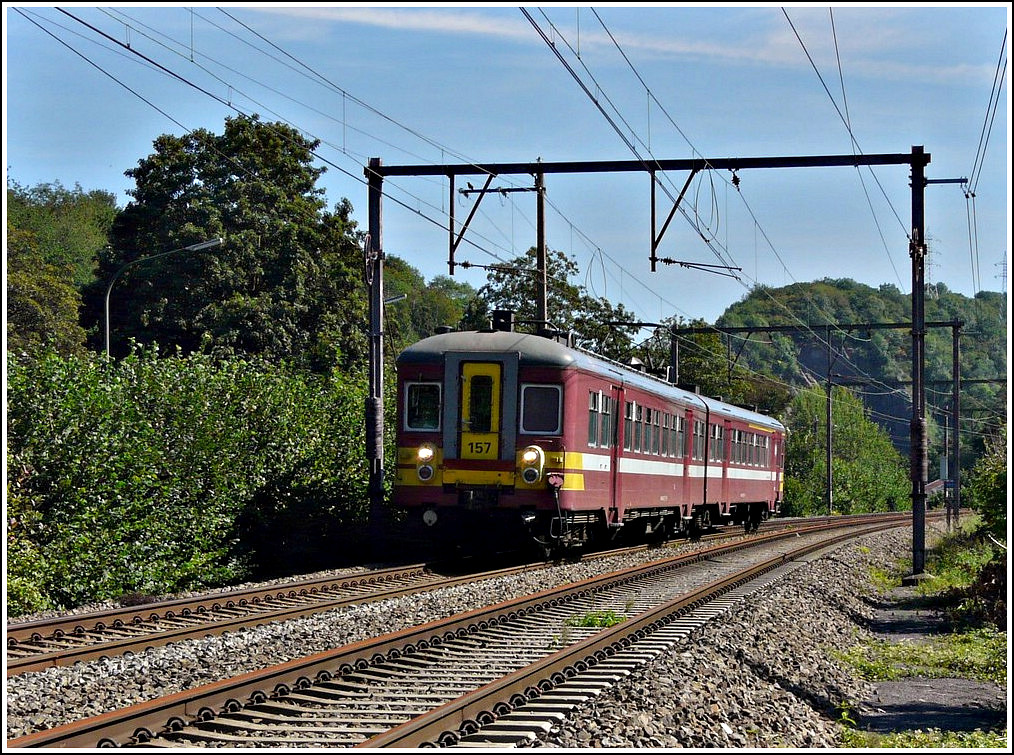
[835,516,1007,749]
[6,347,370,615]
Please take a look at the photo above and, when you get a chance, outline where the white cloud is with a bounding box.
[248,4,1004,85]
[249,5,532,42]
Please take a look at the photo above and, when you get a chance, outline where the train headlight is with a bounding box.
[519,445,545,485]
[416,444,437,482]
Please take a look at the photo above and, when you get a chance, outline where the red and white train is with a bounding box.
[393,320,785,554]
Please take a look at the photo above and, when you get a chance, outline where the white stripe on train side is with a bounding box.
[572,453,777,482]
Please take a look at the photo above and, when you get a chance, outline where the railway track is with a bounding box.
[5,517,807,677]
[8,513,918,749]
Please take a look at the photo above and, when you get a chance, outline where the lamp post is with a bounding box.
[104,237,224,358]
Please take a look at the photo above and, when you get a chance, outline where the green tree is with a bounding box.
[782,385,910,516]
[6,179,117,287]
[6,180,117,358]
[462,247,639,361]
[82,114,366,372]
[381,257,476,353]
[6,224,89,358]
[634,316,793,415]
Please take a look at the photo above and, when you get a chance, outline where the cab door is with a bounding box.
[460,362,501,460]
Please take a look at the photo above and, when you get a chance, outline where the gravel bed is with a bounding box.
[520,531,917,748]
[5,527,918,743]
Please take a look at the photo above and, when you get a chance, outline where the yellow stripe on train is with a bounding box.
[442,469,516,486]
[558,472,585,491]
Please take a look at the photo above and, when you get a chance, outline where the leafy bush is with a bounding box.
[965,424,1006,541]
[6,346,368,615]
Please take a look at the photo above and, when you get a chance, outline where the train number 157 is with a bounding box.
[467,442,492,455]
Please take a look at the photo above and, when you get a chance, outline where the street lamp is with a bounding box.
[104,237,224,358]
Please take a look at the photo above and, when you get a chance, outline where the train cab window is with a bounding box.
[405,382,441,431]
[520,384,561,434]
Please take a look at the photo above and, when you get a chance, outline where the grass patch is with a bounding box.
[564,610,627,628]
[836,628,1006,686]
[867,564,899,592]
[841,727,1008,748]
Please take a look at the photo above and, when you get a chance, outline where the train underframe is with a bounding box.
[412,485,775,558]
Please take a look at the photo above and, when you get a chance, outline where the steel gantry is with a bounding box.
[365,147,933,579]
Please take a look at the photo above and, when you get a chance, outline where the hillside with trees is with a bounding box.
[715,279,1006,471]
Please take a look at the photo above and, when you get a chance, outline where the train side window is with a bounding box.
[405,382,441,431]
[600,396,612,449]
[624,402,634,451]
[675,415,685,458]
[652,411,661,455]
[717,425,725,461]
[588,391,600,446]
[520,384,561,434]
[634,405,643,452]
[692,419,704,460]
[661,414,669,456]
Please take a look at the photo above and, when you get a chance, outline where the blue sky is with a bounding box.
[4,3,1010,327]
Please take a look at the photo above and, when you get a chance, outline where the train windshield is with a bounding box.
[520,384,561,434]
[405,382,441,430]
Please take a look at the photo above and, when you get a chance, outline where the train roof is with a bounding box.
[397,330,785,432]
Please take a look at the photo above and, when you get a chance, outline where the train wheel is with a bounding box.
[689,512,704,541]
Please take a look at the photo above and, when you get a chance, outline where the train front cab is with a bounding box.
[394,346,568,551]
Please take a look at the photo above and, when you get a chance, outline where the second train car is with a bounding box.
[393,320,785,555]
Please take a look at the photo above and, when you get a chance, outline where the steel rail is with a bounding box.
[7,564,430,645]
